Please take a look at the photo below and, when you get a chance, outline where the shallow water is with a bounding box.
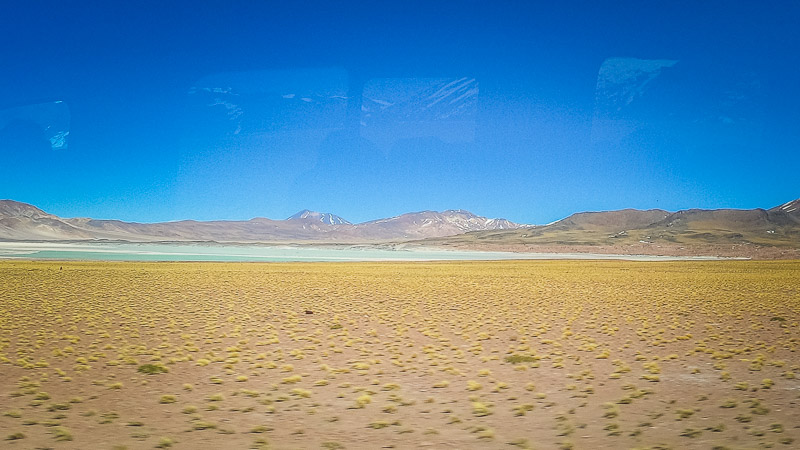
[0,241,732,262]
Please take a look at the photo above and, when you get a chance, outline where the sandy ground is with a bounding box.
[1,260,799,449]
[427,242,800,260]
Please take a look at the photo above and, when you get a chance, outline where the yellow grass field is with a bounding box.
[1,260,799,449]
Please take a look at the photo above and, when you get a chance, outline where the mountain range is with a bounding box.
[0,200,523,242]
[419,199,800,257]
[2,200,799,257]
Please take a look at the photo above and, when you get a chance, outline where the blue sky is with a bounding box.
[1,1,798,224]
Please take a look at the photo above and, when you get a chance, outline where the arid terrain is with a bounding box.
[1,260,799,449]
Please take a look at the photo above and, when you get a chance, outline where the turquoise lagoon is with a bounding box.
[0,242,728,262]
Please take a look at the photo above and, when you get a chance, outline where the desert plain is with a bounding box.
[1,260,798,449]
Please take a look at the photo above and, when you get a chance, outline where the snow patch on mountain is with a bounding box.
[288,210,351,225]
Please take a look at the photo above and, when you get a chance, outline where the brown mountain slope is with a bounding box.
[645,207,799,243]
[546,209,670,232]
[0,201,52,219]
[0,201,93,240]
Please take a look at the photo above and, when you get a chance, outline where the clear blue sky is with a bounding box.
[1,1,798,224]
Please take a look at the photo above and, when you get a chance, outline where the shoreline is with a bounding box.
[415,241,800,260]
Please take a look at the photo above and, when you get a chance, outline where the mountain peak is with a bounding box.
[442,209,476,216]
[770,199,800,214]
[0,200,53,219]
[287,210,351,225]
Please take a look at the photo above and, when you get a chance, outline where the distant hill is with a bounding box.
[0,200,524,242]
[546,209,670,232]
[644,206,800,245]
[418,200,800,251]
[0,201,94,240]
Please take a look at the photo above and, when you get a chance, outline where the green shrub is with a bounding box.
[137,364,168,375]
[504,354,536,364]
